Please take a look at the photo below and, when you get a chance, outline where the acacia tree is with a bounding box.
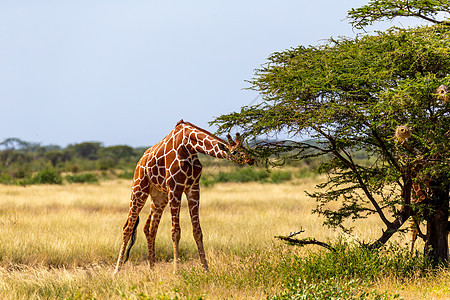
[212,1,450,263]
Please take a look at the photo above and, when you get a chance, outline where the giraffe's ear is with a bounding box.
[227,134,236,146]
[235,133,241,146]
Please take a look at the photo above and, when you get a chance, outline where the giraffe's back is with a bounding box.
[135,128,201,193]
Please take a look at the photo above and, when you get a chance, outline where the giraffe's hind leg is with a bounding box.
[143,190,168,267]
[114,178,150,274]
[410,216,420,257]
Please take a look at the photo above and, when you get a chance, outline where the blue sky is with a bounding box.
[0,1,424,147]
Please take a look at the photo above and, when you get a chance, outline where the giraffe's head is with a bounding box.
[223,133,255,165]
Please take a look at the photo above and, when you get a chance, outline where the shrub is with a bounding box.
[271,240,431,288]
[118,170,135,180]
[31,169,63,184]
[65,173,99,184]
[199,174,216,187]
[215,167,270,183]
[0,173,12,184]
[269,170,292,183]
[268,278,397,300]
[266,241,428,299]
[200,168,294,187]
[295,167,317,179]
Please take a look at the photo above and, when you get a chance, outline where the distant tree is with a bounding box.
[97,145,137,170]
[98,145,136,160]
[68,142,102,160]
[44,150,71,167]
[0,138,39,151]
[212,2,449,263]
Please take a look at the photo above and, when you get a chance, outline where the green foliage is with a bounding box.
[118,170,135,180]
[347,0,450,29]
[31,169,63,185]
[200,167,293,186]
[0,139,144,184]
[215,167,270,183]
[267,241,431,299]
[269,279,398,300]
[180,240,430,299]
[120,285,205,300]
[97,145,138,171]
[270,170,292,183]
[67,142,102,160]
[290,242,430,281]
[211,24,450,252]
[65,173,99,184]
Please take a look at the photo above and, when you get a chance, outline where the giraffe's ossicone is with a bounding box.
[114,120,254,274]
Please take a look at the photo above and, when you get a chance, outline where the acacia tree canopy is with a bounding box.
[347,0,450,29]
[211,19,449,260]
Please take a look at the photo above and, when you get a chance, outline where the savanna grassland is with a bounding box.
[0,173,449,299]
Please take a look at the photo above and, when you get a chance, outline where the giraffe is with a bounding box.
[114,120,255,274]
[394,125,431,256]
[410,176,430,256]
[395,85,448,256]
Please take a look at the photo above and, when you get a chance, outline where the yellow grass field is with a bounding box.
[0,177,448,299]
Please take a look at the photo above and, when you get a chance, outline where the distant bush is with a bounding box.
[199,174,216,187]
[118,170,135,180]
[65,173,98,184]
[31,169,63,185]
[97,158,115,170]
[295,167,317,179]
[215,167,270,183]
[201,167,293,187]
[269,170,292,183]
[0,173,12,184]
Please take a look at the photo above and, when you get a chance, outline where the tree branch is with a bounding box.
[312,126,393,228]
[370,179,413,248]
[275,236,336,252]
[371,128,400,171]
[275,228,336,252]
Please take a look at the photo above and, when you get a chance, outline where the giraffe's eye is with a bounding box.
[231,151,238,155]
[218,143,228,152]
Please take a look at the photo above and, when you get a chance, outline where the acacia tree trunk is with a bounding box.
[424,179,449,264]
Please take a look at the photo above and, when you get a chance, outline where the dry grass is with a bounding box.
[0,177,448,299]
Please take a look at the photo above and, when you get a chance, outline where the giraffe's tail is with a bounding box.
[124,216,140,263]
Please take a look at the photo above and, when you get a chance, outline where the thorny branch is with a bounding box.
[275,229,337,252]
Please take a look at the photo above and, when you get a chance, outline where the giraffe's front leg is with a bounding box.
[168,189,183,272]
[187,184,209,271]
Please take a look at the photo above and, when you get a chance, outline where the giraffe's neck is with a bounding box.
[179,123,229,160]
[412,180,429,204]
